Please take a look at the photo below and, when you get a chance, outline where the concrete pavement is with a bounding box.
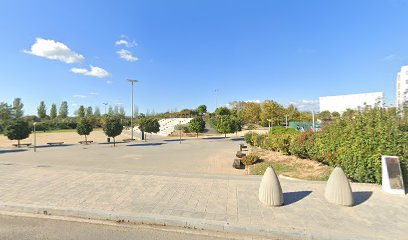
[0,138,407,239]
[0,164,407,239]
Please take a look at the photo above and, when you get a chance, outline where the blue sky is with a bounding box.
[0,0,407,115]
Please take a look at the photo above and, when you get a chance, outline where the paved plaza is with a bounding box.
[0,138,407,239]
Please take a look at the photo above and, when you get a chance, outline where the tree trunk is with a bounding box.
[113,137,116,147]
[224,133,226,138]
[196,132,198,138]
[85,135,88,144]
[18,140,20,148]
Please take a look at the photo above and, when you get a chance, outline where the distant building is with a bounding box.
[319,92,384,113]
[396,65,408,110]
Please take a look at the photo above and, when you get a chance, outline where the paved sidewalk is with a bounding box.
[0,165,407,240]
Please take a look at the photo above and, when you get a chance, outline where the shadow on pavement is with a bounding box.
[283,191,312,205]
[353,191,373,206]
[230,137,244,141]
[98,142,126,145]
[0,149,28,154]
[203,137,226,140]
[163,139,186,142]
[127,143,167,147]
[35,144,75,149]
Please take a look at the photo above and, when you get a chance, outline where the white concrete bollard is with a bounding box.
[325,167,354,206]
[259,166,284,206]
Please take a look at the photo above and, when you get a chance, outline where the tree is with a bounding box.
[86,106,93,117]
[50,104,57,119]
[59,101,68,118]
[77,105,85,118]
[285,104,300,122]
[138,118,160,141]
[118,106,126,117]
[318,110,332,121]
[103,116,123,147]
[13,98,24,119]
[0,102,12,123]
[332,111,340,118]
[214,107,231,116]
[241,102,261,124]
[232,116,242,135]
[37,101,47,119]
[4,120,31,147]
[197,105,207,116]
[94,107,101,117]
[76,117,93,143]
[108,106,114,115]
[260,100,285,126]
[216,115,236,137]
[189,116,206,137]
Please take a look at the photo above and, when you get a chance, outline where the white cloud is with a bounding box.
[115,39,137,48]
[290,99,319,112]
[71,68,88,74]
[244,100,261,103]
[117,49,138,62]
[383,54,397,61]
[24,38,84,64]
[106,80,113,84]
[70,65,110,78]
[73,94,87,99]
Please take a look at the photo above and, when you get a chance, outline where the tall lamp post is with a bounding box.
[128,79,138,140]
[33,122,37,152]
[179,120,182,144]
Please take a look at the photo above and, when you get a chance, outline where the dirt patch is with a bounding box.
[249,147,333,181]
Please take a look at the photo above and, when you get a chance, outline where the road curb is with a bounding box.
[0,202,308,240]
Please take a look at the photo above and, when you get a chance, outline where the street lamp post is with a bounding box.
[33,122,37,152]
[179,120,182,144]
[128,79,138,140]
[267,119,271,132]
[312,111,315,131]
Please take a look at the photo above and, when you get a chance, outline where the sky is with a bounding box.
[0,0,407,116]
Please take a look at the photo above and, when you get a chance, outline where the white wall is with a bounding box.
[396,65,408,109]
[319,92,384,113]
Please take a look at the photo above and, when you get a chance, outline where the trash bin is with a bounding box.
[107,138,110,143]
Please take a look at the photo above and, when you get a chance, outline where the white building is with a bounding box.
[319,92,384,113]
[396,65,408,110]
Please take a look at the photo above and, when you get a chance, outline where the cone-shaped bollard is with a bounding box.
[259,166,284,206]
[325,167,354,206]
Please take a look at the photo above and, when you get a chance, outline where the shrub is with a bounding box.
[251,133,265,147]
[241,153,260,166]
[244,132,254,145]
[289,130,316,159]
[269,126,297,135]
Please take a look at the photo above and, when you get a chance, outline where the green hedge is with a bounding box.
[244,107,408,184]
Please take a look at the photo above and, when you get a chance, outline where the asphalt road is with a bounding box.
[0,214,237,240]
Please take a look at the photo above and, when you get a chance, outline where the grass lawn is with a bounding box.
[248,148,332,181]
[36,128,104,133]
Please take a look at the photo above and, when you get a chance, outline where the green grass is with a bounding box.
[249,161,331,181]
[36,128,103,133]
[250,161,296,175]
